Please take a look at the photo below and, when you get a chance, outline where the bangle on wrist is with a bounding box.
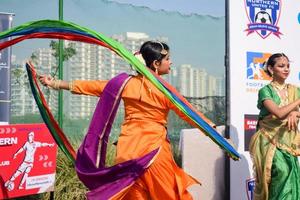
[68,81,74,91]
[51,79,61,90]
[56,80,61,90]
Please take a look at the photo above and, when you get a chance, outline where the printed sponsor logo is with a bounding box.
[0,124,57,199]
[246,178,255,200]
[244,114,258,151]
[247,52,271,81]
[246,52,271,93]
[245,0,282,39]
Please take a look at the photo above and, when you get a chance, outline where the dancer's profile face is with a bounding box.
[156,53,172,75]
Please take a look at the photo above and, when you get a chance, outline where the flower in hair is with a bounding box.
[155,41,168,55]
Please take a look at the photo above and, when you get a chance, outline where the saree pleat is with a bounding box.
[269,149,300,200]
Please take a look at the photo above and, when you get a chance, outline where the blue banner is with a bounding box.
[0,13,13,124]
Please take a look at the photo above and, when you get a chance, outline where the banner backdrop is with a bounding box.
[0,123,57,199]
[227,0,300,199]
[0,13,13,125]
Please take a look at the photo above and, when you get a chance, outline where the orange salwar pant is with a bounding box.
[122,140,199,200]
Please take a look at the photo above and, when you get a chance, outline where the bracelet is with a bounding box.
[56,80,61,90]
[68,81,74,91]
[51,79,61,90]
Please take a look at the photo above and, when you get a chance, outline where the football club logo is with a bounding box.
[246,52,272,80]
[246,178,255,200]
[245,0,282,39]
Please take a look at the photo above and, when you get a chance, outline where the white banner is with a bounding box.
[227,0,300,199]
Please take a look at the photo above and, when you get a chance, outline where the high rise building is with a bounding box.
[215,76,225,96]
[10,48,58,116]
[64,32,168,119]
[165,66,179,90]
[64,41,101,119]
[193,68,207,97]
[178,64,192,97]
[11,62,38,116]
[207,75,217,96]
[178,64,207,97]
[34,48,58,114]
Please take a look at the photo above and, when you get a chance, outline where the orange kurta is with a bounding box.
[71,75,199,199]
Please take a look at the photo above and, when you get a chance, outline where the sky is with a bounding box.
[107,0,225,16]
[0,0,226,76]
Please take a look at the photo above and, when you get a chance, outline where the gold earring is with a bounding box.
[155,68,158,74]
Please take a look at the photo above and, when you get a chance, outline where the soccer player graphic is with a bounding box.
[4,131,55,191]
[247,62,263,80]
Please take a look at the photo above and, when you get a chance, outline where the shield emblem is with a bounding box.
[246,178,255,200]
[244,0,282,39]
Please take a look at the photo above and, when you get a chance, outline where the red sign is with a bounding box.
[244,117,258,130]
[0,124,57,199]
[244,114,258,151]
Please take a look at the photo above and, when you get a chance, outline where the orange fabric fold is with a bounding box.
[71,75,200,199]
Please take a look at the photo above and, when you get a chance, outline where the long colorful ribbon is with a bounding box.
[25,62,76,162]
[0,19,240,160]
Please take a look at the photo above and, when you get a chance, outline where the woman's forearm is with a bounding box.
[39,75,71,91]
[264,99,300,119]
[53,80,71,90]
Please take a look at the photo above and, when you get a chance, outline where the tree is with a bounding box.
[49,41,76,61]
[49,40,76,76]
[30,52,38,65]
[11,65,24,85]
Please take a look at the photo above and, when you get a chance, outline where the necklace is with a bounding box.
[271,81,289,106]
[271,81,287,91]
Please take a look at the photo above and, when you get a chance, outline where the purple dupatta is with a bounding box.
[75,73,159,200]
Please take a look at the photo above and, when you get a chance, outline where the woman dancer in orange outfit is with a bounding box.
[40,41,214,199]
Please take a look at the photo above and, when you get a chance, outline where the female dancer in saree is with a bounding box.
[39,41,211,199]
[249,53,300,200]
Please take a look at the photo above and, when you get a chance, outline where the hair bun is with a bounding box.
[134,52,146,66]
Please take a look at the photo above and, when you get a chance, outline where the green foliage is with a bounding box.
[49,40,76,63]
[11,67,24,85]
[30,52,38,65]
[43,147,87,200]
[11,114,44,124]
[62,117,90,138]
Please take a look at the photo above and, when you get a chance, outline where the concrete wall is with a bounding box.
[179,126,226,200]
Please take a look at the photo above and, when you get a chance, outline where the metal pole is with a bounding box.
[58,0,64,128]
[224,0,231,199]
[50,1,63,200]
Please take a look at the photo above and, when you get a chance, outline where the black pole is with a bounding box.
[224,0,231,199]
